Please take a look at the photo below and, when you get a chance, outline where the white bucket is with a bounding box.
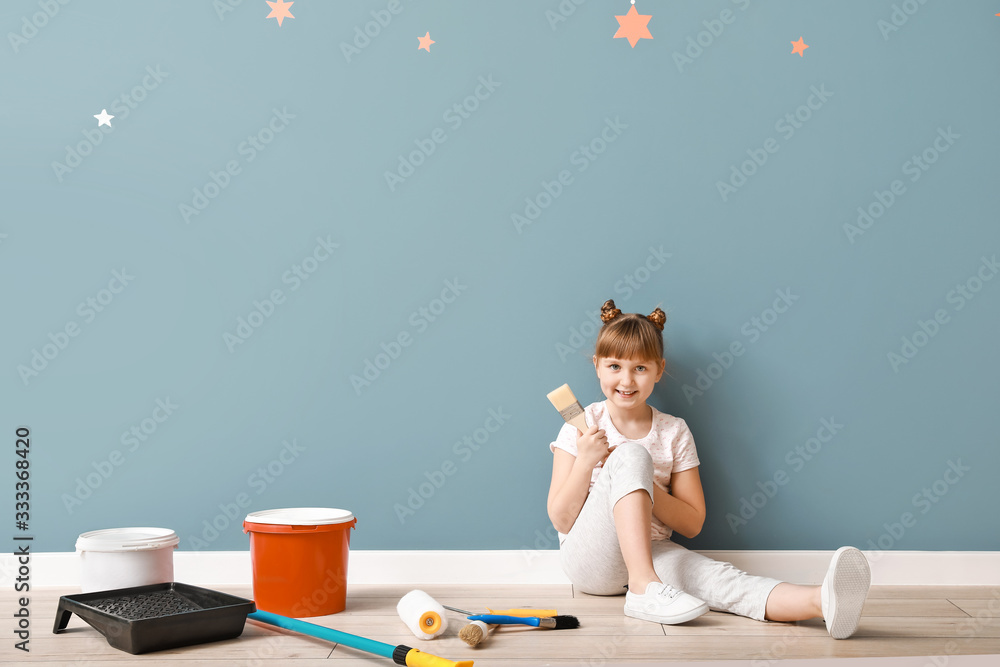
[76,527,179,593]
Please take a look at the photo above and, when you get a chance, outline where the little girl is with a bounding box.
[547,299,872,639]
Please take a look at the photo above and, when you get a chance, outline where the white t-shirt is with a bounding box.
[549,400,701,541]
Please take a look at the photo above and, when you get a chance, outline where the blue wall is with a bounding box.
[3,1,998,554]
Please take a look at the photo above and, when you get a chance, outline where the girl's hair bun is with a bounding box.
[600,299,622,323]
[646,307,667,331]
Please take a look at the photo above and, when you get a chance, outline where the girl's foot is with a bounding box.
[821,546,871,639]
[624,581,709,625]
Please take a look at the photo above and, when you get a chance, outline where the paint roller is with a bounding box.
[397,590,448,640]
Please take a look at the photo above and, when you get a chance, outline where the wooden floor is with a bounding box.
[5,584,999,665]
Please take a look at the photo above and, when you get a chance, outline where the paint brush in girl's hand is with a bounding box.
[547,384,588,433]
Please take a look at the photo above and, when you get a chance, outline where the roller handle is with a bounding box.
[248,611,472,667]
[400,647,474,667]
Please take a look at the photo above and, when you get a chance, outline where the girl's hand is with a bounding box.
[576,424,615,469]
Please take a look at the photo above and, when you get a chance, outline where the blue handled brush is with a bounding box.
[467,614,579,629]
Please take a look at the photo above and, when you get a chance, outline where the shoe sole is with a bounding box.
[826,547,871,639]
[624,601,709,625]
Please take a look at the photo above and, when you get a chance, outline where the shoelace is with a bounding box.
[656,583,682,600]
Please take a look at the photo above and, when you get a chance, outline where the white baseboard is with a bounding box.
[4,550,999,589]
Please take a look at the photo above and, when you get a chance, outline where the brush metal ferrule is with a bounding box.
[558,402,584,423]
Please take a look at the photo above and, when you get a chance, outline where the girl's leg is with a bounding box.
[613,488,659,592]
[650,539,785,622]
[559,442,661,595]
[764,583,822,622]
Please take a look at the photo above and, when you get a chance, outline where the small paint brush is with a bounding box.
[458,620,494,648]
[468,614,579,629]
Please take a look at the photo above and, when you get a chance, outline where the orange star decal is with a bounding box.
[418,32,435,52]
[266,0,294,27]
[791,37,809,56]
[614,5,652,48]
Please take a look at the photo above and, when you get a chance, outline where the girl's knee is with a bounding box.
[605,444,654,496]
[607,442,653,470]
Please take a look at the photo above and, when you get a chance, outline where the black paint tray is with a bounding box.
[53,582,256,654]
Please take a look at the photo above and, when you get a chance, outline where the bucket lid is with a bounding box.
[76,527,179,552]
[244,507,354,526]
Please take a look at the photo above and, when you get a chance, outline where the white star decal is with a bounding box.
[94,109,114,127]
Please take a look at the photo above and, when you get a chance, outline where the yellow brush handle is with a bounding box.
[404,649,473,667]
[487,608,557,618]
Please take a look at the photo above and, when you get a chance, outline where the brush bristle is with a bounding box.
[459,623,485,647]
[552,615,580,629]
[546,384,578,410]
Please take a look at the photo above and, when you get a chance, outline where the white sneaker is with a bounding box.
[820,546,871,639]
[624,581,709,625]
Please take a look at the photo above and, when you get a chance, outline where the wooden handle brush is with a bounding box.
[547,384,589,433]
[444,605,565,647]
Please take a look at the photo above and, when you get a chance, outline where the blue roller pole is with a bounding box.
[248,610,394,659]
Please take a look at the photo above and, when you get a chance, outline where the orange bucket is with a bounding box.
[243,508,357,617]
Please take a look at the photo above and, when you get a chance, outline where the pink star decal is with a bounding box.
[266,0,294,27]
[614,5,653,48]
